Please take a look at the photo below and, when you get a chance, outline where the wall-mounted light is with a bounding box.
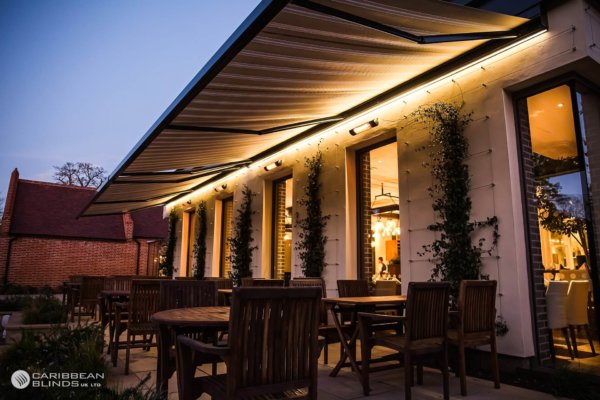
[349,119,378,136]
[264,160,283,171]
[214,183,227,192]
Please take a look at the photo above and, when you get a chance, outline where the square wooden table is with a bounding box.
[151,306,230,394]
[323,295,407,385]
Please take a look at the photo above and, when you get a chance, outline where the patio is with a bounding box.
[106,334,553,400]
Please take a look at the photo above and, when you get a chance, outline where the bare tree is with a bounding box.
[53,162,107,188]
[0,191,4,220]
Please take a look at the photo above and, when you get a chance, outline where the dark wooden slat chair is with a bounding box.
[374,280,398,296]
[159,280,217,310]
[359,282,450,400]
[176,287,321,399]
[65,274,83,318]
[113,279,161,374]
[75,276,104,324]
[337,280,370,326]
[206,278,233,306]
[252,279,285,287]
[447,280,499,396]
[290,277,345,364]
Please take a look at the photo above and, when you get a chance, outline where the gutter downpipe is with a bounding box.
[3,237,16,285]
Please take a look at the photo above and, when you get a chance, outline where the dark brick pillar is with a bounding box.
[274,180,287,279]
[516,98,552,365]
[358,151,373,278]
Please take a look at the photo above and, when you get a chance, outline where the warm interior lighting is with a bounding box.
[349,119,378,136]
[264,160,283,171]
[557,103,564,108]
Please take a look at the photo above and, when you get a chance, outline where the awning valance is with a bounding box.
[83,0,534,216]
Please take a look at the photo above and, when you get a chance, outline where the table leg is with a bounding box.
[328,305,363,385]
[156,324,171,395]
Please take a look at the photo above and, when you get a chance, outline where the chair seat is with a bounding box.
[447,329,492,347]
[373,333,445,354]
[127,322,156,334]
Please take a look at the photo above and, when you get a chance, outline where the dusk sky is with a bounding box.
[0,0,260,197]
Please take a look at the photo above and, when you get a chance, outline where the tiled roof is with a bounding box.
[9,179,166,240]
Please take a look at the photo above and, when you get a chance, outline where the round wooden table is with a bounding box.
[151,306,230,394]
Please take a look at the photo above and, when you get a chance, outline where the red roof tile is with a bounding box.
[9,179,166,240]
[131,207,168,239]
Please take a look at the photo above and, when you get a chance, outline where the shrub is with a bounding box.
[22,293,67,324]
[0,295,32,312]
[229,186,257,286]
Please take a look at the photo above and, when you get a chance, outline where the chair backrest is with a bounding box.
[80,276,105,302]
[113,276,133,292]
[291,278,328,324]
[174,276,198,280]
[69,275,84,284]
[374,280,397,296]
[546,281,569,329]
[241,277,255,287]
[252,279,285,287]
[567,280,590,325]
[337,279,369,297]
[457,280,497,335]
[128,280,161,326]
[227,287,321,397]
[205,277,233,290]
[104,276,116,290]
[159,280,217,310]
[404,282,450,341]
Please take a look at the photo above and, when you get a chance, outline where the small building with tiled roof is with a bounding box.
[0,169,167,288]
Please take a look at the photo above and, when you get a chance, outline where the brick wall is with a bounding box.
[274,180,287,279]
[516,98,552,365]
[4,236,153,288]
[358,151,373,278]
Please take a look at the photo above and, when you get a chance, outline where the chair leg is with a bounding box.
[112,321,121,367]
[490,334,500,390]
[324,338,329,364]
[458,342,467,396]
[583,324,596,355]
[360,338,371,396]
[562,328,574,360]
[416,361,423,385]
[125,333,131,375]
[404,352,412,400]
[442,343,449,400]
[569,326,579,358]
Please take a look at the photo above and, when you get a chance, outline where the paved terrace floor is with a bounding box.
[105,328,555,400]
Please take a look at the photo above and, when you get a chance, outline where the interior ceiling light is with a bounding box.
[349,119,378,136]
[264,160,283,171]
[214,183,227,192]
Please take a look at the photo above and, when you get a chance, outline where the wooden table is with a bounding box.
[99,290,130,354]
[323,295,407,385]
[151,306,230,394]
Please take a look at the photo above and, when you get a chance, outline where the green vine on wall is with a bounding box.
[160,209,179,277]
[414,102,499,299]
[229,186,257,286]
[295,150,330,277]
[193,201,208,279]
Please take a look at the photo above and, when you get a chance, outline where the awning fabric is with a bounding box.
[83,0,530,216]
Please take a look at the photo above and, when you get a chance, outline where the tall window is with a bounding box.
[357,140,401,280]
[220,197,234,277]
[184,209,196,277]
[519,83,599,364]
[272,177,293,279]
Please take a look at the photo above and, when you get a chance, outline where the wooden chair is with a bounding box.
[113,279,161,374]
[76,276,105,324]
[447,280,499,396]
[567,280,596,357]
[290,277,346,364]
[159,280,217,310]
[175,276,198,280]
[65,275,83,319]
[206,278,233,306]
[546,281,573,360]
[176,287,321,399]
[241,277,255,287]
[358,282,450,400]
[252,279,285,287]
[337,279,370,297]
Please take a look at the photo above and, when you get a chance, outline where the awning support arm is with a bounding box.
[292,0,518,44]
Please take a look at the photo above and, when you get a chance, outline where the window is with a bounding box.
[184,209,196,277]
[272,176,293,279]
[220,197,234,278]
[357,140,401,280]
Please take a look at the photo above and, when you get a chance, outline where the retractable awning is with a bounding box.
[83,0,535,216]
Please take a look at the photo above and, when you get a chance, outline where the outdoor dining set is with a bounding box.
[62,275,501,400]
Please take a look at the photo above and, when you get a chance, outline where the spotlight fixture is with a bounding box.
[214,183,227,192]
[264,160,283,171]
[349,119,378,136]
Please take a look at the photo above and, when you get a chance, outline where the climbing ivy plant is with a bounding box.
[414,102,499,299]
[295,150,330,277]
[229,186,257,286]
[159,209,179,277]
[193,201,207,279]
